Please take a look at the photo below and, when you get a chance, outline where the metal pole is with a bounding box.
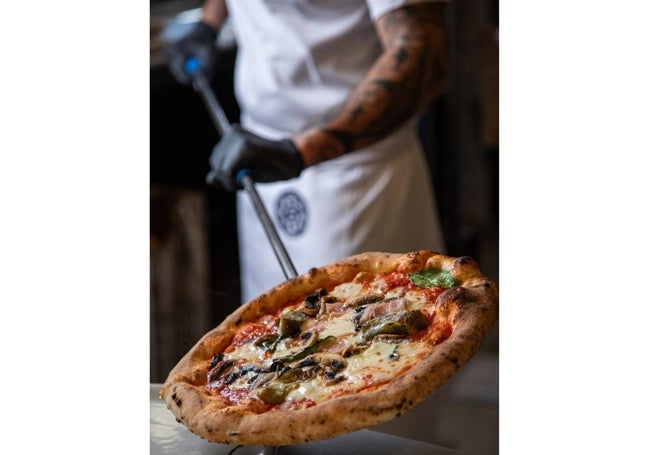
[186,58,299,280]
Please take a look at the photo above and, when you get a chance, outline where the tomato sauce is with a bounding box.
[219,385,250,405]
[421,286,445,302]
[380,272,446,302]
[381,272,411,292]
[230,323,276,347]
[214,383,316,413]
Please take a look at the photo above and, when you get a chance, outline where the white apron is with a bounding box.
[225,0,446,302]
[237,123,445,302]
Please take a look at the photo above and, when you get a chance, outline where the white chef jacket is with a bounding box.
[224,0,447,303]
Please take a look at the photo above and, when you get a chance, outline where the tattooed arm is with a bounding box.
[293,2,449,167]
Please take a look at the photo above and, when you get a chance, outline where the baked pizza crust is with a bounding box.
[161,250,498,446]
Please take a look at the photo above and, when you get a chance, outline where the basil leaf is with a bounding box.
[408,268,456,289]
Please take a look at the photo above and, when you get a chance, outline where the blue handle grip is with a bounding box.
[184,56,201,77]
[236,169,251,188]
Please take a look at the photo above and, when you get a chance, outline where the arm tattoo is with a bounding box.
[318,3,448,155]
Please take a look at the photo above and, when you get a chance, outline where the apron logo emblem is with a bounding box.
[275,190,308,237]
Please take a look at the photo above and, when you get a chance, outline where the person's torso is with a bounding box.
[225,0,384,136]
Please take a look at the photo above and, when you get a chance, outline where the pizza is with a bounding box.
[161,250,498,446]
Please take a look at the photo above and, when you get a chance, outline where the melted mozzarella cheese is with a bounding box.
[215,274,442,407]
[345,340,428,386]
[226,343,264,361]
[311,312,356,339]
[329,281,363,300]
[286,378,329,403]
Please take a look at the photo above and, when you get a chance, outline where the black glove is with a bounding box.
[206,125,304,192]
[166,21,218,85]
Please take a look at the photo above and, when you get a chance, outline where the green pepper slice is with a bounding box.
[277,336,336,363]
[361,310,428,340]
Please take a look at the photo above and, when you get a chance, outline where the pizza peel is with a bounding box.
[185,57,298,455]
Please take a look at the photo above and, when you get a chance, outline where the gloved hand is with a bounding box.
[166,21,219,85]
[206,125,304,192]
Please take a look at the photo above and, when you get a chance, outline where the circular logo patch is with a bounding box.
[275,190,308,237]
